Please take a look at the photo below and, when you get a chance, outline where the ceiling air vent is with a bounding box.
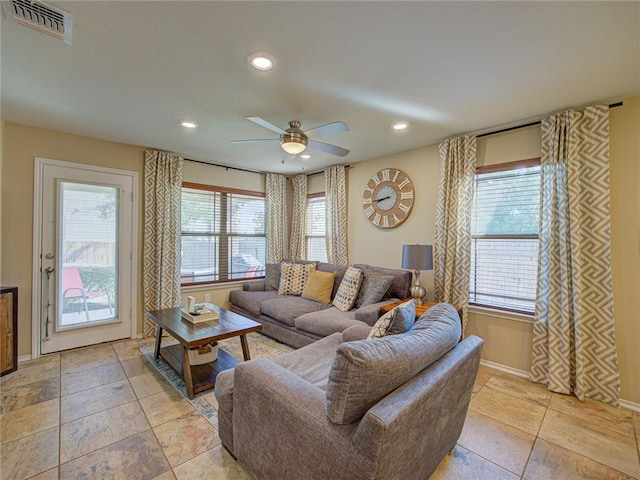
[2,0,72,45]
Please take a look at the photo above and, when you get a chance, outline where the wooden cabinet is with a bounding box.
[1,287,18,376]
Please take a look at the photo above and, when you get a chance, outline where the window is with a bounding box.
[469,159,541,314]
[306,194,327,262]
[181,183,265,285]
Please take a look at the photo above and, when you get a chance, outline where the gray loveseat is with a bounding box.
[228,262,412,348]
[215,303,483,480]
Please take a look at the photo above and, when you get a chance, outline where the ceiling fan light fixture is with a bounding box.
[280,135,307,154]
[247,52,276,71]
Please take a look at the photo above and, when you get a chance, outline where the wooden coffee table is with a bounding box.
[145,305,262,399]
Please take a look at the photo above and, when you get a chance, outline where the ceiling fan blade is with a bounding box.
[304,121,349,138]
[246,117,286,134]
[308,140,350,157]
[230,139,279,144]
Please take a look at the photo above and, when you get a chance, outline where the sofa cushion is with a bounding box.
[271,333,343,390]
[316,263,349,300]
[354,270,395,308]
[260,296,330,327]
[278,262,316,296]
[294,308,363,338]
[332,266,364,312]
[388,299,416,335]
[325,302,461,425]
[265,263,281,291]
[301,270,336,304]
[366,308,396,339]
[353,264,412,300]
[228,290,281,317]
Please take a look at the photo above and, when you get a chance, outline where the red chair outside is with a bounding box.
[62,266,113,322]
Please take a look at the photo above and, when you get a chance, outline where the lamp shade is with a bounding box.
[402,244,433,271]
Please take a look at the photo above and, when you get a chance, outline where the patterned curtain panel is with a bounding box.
[434,135,476,333]
[143,150,184,337]
[289,174,307,260]
[325,166,348,265]
[266,173,289,264]
[530,105,620,405]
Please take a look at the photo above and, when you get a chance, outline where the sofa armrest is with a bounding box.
[341,324,371,342]
[232,359,378,480]
[242,280,266,291]
[353,298,399,326]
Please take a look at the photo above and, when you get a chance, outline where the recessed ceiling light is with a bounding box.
[247,52,276,71]
[180,120,198,129]
[300,154,311,160]
[392,122,409,131]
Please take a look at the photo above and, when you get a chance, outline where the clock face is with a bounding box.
[362,168,414,229]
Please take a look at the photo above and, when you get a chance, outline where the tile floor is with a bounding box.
[1,336,639,480]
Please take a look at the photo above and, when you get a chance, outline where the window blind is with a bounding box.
[469,164,541,313]
[306,196,327,262]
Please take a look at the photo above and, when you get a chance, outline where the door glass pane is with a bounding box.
[58,182,118,327]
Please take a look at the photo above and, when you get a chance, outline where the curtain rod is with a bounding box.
[476,101,623,139]
[184,158,265,175]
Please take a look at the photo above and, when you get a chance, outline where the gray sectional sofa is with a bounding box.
[228,262,412,348]
[215,303,484,480]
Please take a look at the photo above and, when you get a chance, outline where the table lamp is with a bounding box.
[402,244,433,305]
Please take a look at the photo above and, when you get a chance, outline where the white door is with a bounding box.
[34,158,137,354]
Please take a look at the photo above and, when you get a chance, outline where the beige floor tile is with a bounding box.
[0,361,60,389]
[61,361,126,395]
[112,338,151,361]
[27,467,59,480]
[539,409,640,478]
[635,413,640,442]
[152,471,177,480]
[154,411,221,467]
[0,427,59,480]
[122,355,157,379]
[548,393,635,436]
[524,437,634,480]
[475,365,499,386]
[470,386,546,435]
[60,343,119,374]
[18,353,60,368]
[0,376,60,414]
[431,444,519,480]
[458,409,536,476]
[129,369,173,399]
[59,429,170,480]
[485,375,551,407]
[140,388,195,427]
[173,444,251,480]
[0,398,59,444]
[60,400,151,463]
[61,379,136,423]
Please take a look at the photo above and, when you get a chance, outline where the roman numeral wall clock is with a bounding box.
[362,168,415,229]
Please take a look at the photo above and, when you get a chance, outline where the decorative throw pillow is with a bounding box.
[301,270,336,304]
[265,263,281,291]
[354,270,395,308]
[366,308,396,339]
[388,300,416,335]
[278,262,316,296]
[332,266,364,312]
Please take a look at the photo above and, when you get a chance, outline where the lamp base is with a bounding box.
[410,270,426,306]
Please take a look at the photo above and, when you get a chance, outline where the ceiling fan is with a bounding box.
[231,117,350,157]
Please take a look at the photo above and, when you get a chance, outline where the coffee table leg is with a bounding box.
[240,334,251,361]
[154,327,163,359]
[182,346,195,399]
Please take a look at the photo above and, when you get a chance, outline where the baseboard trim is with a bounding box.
[18,355,33,364]
[480,359,640,412]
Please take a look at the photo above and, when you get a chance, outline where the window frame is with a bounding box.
[469,157,541,315]
[305,192,327,262]
[181,182,266,287]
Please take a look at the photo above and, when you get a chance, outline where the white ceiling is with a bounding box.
[2,1,639,174]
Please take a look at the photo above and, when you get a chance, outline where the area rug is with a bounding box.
[140,332,293,427]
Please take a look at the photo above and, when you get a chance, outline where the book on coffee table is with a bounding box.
[181,303,220,324]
